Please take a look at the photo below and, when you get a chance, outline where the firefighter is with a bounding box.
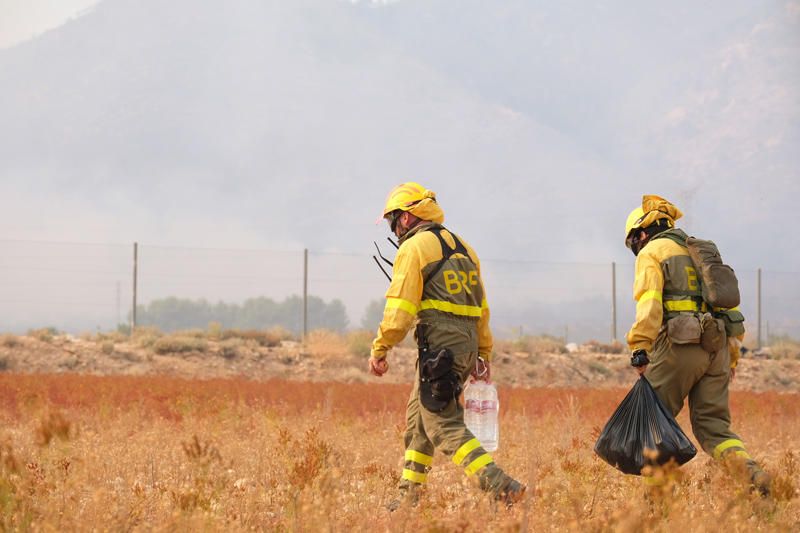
[624,195,771,495]
[369,182,524,508]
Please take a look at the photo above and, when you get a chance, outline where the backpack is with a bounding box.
[685,237,740,309]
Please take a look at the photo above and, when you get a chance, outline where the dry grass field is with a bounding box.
[0,374,797,531]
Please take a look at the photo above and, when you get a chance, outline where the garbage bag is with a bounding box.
[594,376,697,475]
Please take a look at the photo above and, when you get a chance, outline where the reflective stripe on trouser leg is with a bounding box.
[402,449,433,484]
[452,438,494,476]
[713,439,752,461]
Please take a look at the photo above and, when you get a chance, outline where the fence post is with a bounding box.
[132,242,138,335]
[303,248,308,342]
[757,268,762,349]
[611,261,617,343]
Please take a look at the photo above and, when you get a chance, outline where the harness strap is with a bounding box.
[423,227,475,283]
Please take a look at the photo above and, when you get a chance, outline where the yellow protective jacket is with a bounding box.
[626,229,744,368]
[371,223,492,360]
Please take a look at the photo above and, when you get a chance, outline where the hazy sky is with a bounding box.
[0,0,797,336]
[0,0,100,48]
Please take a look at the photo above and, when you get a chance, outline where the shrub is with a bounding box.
[207,322,223,340]
[346,330,374,358]
[153,336,208,355]
[0,355,8,371]
[174,328,207,339]
[769,336,800,360]
[305,329,348,359]
[510,335,566,355]
[0,334,19,348]
[583,340,625,354]
[101,342,115,355]
[219,338,243,360]
[133,326,163,349]
[587,360,611,376]
[28,327,57,343]
[221,327,292,347]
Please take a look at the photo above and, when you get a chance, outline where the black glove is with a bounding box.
[630,349,650,368]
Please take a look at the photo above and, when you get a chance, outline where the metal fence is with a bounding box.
[0,239,797,344]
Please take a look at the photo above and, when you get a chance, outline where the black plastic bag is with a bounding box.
[594,376,697,475]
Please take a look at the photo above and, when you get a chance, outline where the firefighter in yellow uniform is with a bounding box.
[624,195,770,495]
[369,182,524,508]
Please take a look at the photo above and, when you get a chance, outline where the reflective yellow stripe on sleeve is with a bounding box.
[637,290,663,304]
[386,297,418,316]
[404,450,433,467]
[664,300,700,312]
[713,439,746,460]
[401,469,428,484]
[481,298,489,310]
[420,300,483,318]
[464,453,494,476]
[452,438,481,466]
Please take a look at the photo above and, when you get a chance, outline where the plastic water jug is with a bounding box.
[464,380,499,452]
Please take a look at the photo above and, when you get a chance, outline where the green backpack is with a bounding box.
[685,236,741,309]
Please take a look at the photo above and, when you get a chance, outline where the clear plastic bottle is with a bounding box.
[464,380,499,452]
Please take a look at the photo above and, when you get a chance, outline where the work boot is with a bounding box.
[385,484,422,512]
[750,468,772,498]
[496,479,526,508]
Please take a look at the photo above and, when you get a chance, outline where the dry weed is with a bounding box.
[35,412,73,446]
[221,327,291,347]
[0,374,794,530]
[153,336,208,355]
[346,329,374,358]
[0,334,20,348]
[27,328,56,343]
[304,329,348,359]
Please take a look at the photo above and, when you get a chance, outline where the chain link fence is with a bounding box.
[0,239,797,344]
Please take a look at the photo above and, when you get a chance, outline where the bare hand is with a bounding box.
[369,356,389,377]
[730,367,736,381]
[470,358,491,382]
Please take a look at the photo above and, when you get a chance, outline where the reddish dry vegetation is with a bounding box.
[0,374,797,531]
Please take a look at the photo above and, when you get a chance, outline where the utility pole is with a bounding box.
[132,242,138,335]
[303,248,308,342]
[611,261,617,343]
[757,268,762,349]
[116,281,121,329]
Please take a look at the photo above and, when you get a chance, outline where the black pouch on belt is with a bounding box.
[417,325,462,412]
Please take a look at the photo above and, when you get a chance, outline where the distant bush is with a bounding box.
[173,329,207,339]
[769,336,800,360]
[0,334,20,348]
[305,329,348,359]
[153,336,208,355]
[28,327,58,343]
[135,295,349,333]
[219,338,243,360]
[346,330,374,358]
[207,322,223,340]
[583,340,625,354]
[0,355,9,371]
[101,342,115,355]
[221,327,292,347]
[496,334,566,355]
[133,326,163,349]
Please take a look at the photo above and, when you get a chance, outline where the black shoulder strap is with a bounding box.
[423,227,475,283]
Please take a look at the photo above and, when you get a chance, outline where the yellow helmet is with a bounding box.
[379,182,445,224]
[381,182,427,218]
[624,195,683,249]
[624,206,646,244]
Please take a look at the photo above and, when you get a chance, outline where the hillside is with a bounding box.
[1,330,797,393]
